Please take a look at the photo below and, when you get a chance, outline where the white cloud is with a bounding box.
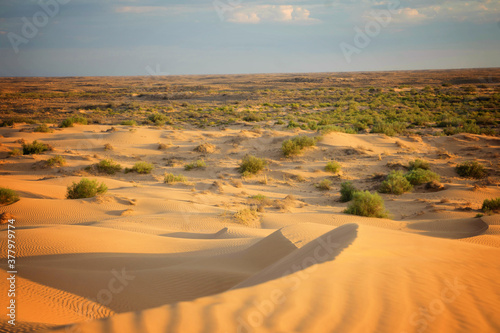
[226,5,319,24]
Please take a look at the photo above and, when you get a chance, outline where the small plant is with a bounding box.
[404,169,440,185]
[250,194,268,201]
[104,143,113,151]
[482,198,500,213]
[120,120,137,126]
[194,143,217,154]
[282,135,318,157]
[148,113,168,126]
[66,178,107,199]
[95,159,122,175]
[184,159,206,171]
[315,179,332,191]
[344,191,388,218]
[238,155,267,176]
[158,143,169,150]
[22,140,51,155]
[34,123,53,133]
[125,161,154,174]
[379,170,413,195]
[234,208,260,226]
[46,155,66,167]
[0,188,20,205]
[60,116,88,128]
[408,159,430,171]
[456,161,486,179]
[340,181,359,202]
[164,173,188,184]
[8,149,22,157]
[325,161,341,174]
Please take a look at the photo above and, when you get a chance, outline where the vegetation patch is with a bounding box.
[0,188,20,205]
[46,155,66,167]
[22,140,51,155]
[379,170,413,195]
[344,191,388,218]
[66,178,107,199]
[184,159,207,171]
[325,161,341,174]
[282,135,319,157]
[456,161,487,179]
[125,162,154,174]
[340,181,359,202]
[34,123,53,133]
[404,169,440,185]
[164,173,187,184]
[238,155,267,176]
[482,198,500,213]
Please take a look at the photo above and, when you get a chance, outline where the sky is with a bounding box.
[0,0,499,77]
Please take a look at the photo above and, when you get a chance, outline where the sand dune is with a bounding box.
[1,124,499,333]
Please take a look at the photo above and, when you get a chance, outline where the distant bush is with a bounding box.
[66,178,107,199]
[95,159,122,175]
[60,116,88,128]
[379,170,413,195]
[408,159,430,171]
[164,173,187,184]
[234,208,260,226]
[148,113,168,126]
[120,120,137,126]
[340,181,359,202]
[194,143,216,154]
[239,155,267,176]
[125,162,154,174]
[46,155,66,167]
[22,140,51,155]
[1,119,15,127]
[104,143,113,151]
[315,179,332,191]
[456,161,486,179]
[282,135,318,157]
[8,149,22,157]
[325,161,341,174]
[34,123,53,133]
[184,159,206,171]
[404,169,440,185]
[482,198,500,213]
[0,188,20,205]
[344,191,388,218]
[319,125,357,135]
[372,122,407,136]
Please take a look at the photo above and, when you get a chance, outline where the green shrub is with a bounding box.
[95,159,122,174]
[66,178,107,199]
[164,173,187,184]
[148,113,168,126]
[60,116,88,128]
[344,191,388,218]
[22,140,51,155]
[34,123,53,133]
[372,122,407,136]
[408,159,430,171]
[482,198,500,213]
[234,208,260,226]
[120,120,137,126]
[238,155,267,176]
[325,161,341,174]
[456,161,486,179]
[379,170,413,195]
[340,181,359,202]
[0,188,20,205]
[46,155,66,167]
[1,119,14,127]
[126,162,154,174]
[282,135,318,157]
[8,149,22,157]
[315,179,332,191]
[184,159,206,171]
[404,169,440,185]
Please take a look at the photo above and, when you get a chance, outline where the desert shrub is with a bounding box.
[340,181,359,202]
[46,155,66,167]
[164,173,187,184]
[455,161,486,179]
[319,125,357,135]
[95,159,122,174]
[125,162,154,174]
[60,116,88,128]
[482,198,500,213]
[148,113,168,126]
[0,188,20,205]
[379,170,413,195]
[34,123,53,133]
[194,143,216,154]
[9,149,22,157]
[282,135,318,157]
[239,155,267,176]
[1,119,15,127]
[250,194,268,201]
[325,161,341,174]
[104,143,113,151]
[344,191,388,218]
[315,179,332,191]
[184,159,206,171]
[66,178,107,199]
[371,122,407,136]
[120,120,137,126]
[404,169,440,185]
[408,159,430,171]
[234,208,259,226]
[22,140,51,155]
[243,113,262,122]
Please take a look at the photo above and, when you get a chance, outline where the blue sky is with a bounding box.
[0,0,499,76]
